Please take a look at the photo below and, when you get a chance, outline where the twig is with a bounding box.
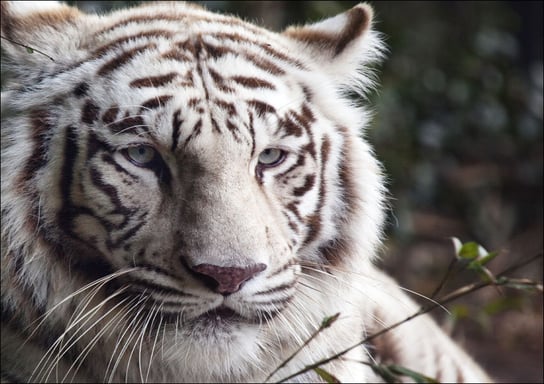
[272,252,543,383]
[1,35,55,61]
[430,256,457,299]
[264,313,340,382]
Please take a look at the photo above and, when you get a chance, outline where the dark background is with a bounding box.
[5,1,543,382]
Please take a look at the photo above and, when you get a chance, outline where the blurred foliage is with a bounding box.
[2,1,542,382]
[369,1,542,251]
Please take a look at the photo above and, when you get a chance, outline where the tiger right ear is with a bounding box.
[1,1,83,66]
[283,3,383,88]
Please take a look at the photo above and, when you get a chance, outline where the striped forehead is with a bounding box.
[83,15,310,148]
[88,5,306,87]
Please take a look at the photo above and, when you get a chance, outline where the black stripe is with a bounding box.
[211,117,222,134]
[89,166,134,229]
[81,100,100,125]
[130,72,178,88]
[304,136,331,246]
[73,82,89,98]
[101,153,138,182]
[106,220,146,251]
[276,153,306,180]
[248,112,256,158]
[58,125,79,230]
[102,105,120,124]
[226,119,243,143]
[247,100,276,117]
[106,115,146,136]
[281,114,303,138]
[208,68,234,93]
[18,110,52,190]
[171,109,183,151]
[140,95,173,111]
[211,31,305,69]
[213,99,236,115]
[94,14,193,37]
[184,119,202,147]
[97,43,157,76]
[91,30,174,59]
[293,174,316,197]
[230,75,275,90]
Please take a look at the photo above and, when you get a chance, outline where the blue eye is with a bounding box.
[258,148,285,167]
[124,145,157,166]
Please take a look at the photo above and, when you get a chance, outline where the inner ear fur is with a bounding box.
[283,3,373,58]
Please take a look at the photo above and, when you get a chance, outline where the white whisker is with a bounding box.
[105,294,148,383]
[22,268,137,348]
[146,309,163,383]
[36,287,129,383]
[63,294,132,383]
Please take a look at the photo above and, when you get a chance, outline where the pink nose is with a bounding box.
[191,263,267,295]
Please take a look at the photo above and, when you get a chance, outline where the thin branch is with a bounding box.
[430,256,457,299]
[1,35,55,61]
[273,252,543,383]
[264,313,340,382]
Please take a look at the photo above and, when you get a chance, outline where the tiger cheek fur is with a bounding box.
[1,1,491,383]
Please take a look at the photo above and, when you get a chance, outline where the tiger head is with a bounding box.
[1,1,385,382]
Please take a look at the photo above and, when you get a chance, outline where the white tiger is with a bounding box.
[1,1,491,382]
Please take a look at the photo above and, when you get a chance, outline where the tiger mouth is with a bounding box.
[180,306,256,333]
[191,305,278,328]
[197,306,244,324]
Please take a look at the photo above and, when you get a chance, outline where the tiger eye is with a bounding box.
[258,148,285,167]
[125,145,156,166]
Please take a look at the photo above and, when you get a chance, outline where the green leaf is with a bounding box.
[370,364,400,383]
[313,367,340,383]
[458,242,480,260]
[388,364,439,383]
[466,261,495,283]
[467,259,483,270]
[26,47,34,54]
[320,313,340,329]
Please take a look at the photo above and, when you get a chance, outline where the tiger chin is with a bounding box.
[1,1,491,383]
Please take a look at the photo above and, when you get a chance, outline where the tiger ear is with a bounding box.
[1,1,83,65]
[283,3,383,87]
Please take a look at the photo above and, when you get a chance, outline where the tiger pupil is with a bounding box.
[135,146,149,159]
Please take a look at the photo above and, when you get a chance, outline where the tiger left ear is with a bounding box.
[283,3,383,85]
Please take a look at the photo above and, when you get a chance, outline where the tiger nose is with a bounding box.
[191,263,267,295]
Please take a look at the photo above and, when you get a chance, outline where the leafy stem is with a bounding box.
[271,250,542,383]
[264,313,341,382]
[0,35,55,61]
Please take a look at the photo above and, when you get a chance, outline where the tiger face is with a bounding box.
[1,1,386,382]
[63,41,330,333]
